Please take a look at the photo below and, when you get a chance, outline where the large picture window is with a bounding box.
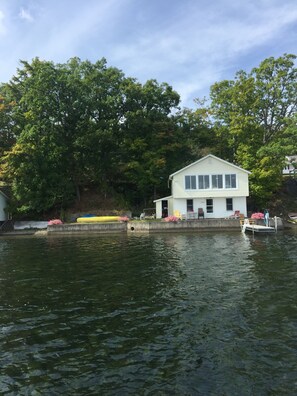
[225,174,236,188]
[198,175,210,189]
[212,174,223,189]
[185,175,197,190]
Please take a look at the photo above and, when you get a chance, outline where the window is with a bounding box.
[198,175,210,189]
[185,173,237,190]
[226,198,233,211]
[187,199,194,212]
[212,174,223,189]
[206,199,213,213]
[185,175,196,190]
[225,174,236,188]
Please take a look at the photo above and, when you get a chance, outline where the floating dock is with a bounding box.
[242,224,276,233]
[241,216,279,234]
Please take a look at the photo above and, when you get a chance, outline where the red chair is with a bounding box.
[230,210,240,218]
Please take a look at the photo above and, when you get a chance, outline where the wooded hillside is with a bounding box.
[0,54,296,217]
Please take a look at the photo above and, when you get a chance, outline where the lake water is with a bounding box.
[0,230,296,395]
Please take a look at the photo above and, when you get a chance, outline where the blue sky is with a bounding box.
[0,0,296,108]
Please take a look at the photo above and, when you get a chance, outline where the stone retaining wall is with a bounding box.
[128,219,242,233]
[48,219,243,234]
[48,222,127,234]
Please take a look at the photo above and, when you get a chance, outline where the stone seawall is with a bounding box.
[48,222,127,234]
[48,218,244,234]
[128,219,242,233]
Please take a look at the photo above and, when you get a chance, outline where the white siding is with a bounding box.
[171,156,249,198]
[171,197,247,218]
[155,201,162,219]
[0,193,7,221]
[154,197,173,219]
[155,155,250,219]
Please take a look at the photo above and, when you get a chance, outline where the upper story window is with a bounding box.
[212,174,223,189]
[225,174,237,188]
[185,175,197,190]
[198,175,210,189]
[184,173,237,190]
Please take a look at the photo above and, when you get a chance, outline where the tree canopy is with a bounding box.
[209,53,297,205]
[0,54,296,216]
[0,57,211,215]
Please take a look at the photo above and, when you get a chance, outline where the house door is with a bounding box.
[162,200,168,218]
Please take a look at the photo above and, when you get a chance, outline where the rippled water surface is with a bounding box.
[0,230,297,395]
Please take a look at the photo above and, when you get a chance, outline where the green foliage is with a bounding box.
[209,54,297,205]
[4,53,295,215]
[0,57,213,214]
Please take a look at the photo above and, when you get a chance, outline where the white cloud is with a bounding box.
[0,0,296,107]
[0,10,6,35]
[108,0,297,105]
[33,0,126,61]
[19,7,34,22]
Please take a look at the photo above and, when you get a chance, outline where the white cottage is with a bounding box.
[154,154,251,219]
[0,190,8,221]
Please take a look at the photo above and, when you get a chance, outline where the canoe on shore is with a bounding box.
[77,216,120,223]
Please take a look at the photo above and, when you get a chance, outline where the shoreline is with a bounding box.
[48,217,284,234]
[0,217,288,236]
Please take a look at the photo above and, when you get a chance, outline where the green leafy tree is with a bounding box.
[1,56,216,214]
[2,57,127,213]
[0,84,19,160]
[209,54,297,205]
[117,79,182,204]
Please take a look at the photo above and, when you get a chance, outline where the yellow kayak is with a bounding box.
[77,216,120,223]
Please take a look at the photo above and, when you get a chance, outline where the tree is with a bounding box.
[1,56,216,215]
[0,84,18,159]
[209,54,297,205]
[1,57,127,213]
[116,79,182,204]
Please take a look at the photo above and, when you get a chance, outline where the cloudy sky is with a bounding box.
[0,0,296,108]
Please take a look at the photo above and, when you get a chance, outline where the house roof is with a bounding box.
[153,195,172,203]
[169,154,251,180]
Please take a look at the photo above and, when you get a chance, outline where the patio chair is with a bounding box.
[187,211,196,220]
[229,210,240,218]
[198,208,204,219]
[173,210,182,219]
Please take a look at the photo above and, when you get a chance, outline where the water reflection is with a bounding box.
[0,231,296,394]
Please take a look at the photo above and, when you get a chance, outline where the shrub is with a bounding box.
[164,215,179,223]
[48,219,63,225]
[251,212,264,219]
[119,216,129,222]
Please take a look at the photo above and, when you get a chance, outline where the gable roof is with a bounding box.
[169,154,251,180]
[153,195,172,203]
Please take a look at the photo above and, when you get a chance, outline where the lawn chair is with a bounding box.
[173,210,182,219]
[230,210,240,218]
[198,208,204,219]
